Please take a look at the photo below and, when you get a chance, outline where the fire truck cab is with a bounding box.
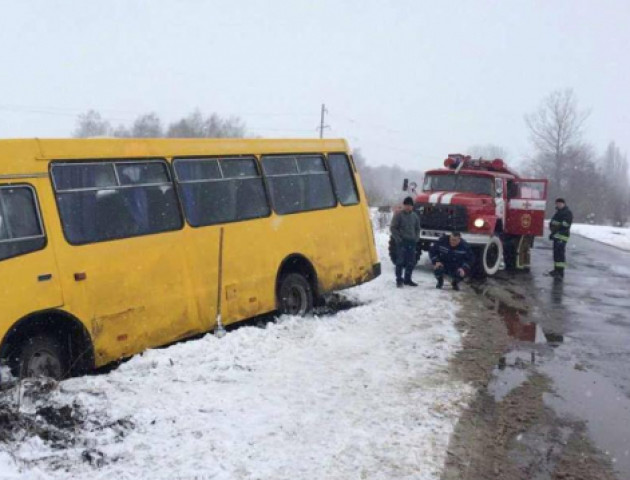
[396,154,548,276]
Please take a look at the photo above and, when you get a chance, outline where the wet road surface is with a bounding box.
[483,233,630,477]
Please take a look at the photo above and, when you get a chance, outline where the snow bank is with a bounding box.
[571,223,630,251]
[1,231,471,480]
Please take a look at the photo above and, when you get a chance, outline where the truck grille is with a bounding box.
[416,203,468,232]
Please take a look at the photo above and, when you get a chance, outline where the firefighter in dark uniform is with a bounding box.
[429,232,474,290]
[548,198,573,278]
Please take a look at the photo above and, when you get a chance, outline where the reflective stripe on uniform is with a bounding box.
[554,262,567,268]
[553,233,569,242]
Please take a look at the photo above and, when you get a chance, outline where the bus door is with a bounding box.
[506,179,548,236]
[0,182,63,328]
[50,161,195,363]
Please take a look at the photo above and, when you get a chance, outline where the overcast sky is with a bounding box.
[1,0,628,170]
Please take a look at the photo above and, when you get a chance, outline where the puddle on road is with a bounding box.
[488,350,533,402]
[543,363,630,476]
[473,282,564,347]
[473,279,630,478]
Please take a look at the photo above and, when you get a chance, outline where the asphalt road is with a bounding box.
[485,232,630,477]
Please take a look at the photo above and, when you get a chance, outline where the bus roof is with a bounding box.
[0,138,350,176]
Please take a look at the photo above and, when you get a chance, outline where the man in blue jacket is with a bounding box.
[429,232,474,290]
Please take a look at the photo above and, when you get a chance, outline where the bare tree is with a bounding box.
[601,141,630,226]
[166,110,245,138]
[468,144,509,162]
[130,113,163,137]
[112,124,131,138]
[73,110,111,138]
[525,89,590,192]
[166,110,206,138]
[352,148,424,206]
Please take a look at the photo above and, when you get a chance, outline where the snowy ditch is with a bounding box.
[0,231,473,480]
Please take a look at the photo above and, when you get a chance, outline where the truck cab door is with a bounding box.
[494,178,506,225]
[506,179,548,236]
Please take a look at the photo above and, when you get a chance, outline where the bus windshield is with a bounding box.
[423,174,493,196]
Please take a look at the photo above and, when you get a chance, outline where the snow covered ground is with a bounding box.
[1,230,472,480]
[571,223,630,251]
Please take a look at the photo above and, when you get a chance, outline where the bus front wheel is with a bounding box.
[278,273,314,316]
[17,335,68,380]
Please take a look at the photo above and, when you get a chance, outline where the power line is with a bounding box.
[318,103,330,139]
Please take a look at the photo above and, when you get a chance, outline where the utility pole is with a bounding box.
[318,103,329,138]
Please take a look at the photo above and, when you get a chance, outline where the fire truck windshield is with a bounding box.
[422,174,493,196]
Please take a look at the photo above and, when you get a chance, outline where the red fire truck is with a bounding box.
[390,154,548,276]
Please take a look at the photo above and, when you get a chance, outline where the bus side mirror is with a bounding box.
[402,178,409,191]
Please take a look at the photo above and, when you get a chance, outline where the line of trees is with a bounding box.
[352,150,424,206]
[72,98,630,226]
[73,110,246,139]
[524,89,629,225]
[73,109,421,207]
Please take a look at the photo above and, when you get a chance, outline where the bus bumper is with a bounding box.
[372,262,381,278]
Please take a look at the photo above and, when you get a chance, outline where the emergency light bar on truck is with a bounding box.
[443,154,519,177]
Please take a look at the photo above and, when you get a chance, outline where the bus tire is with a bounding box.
[278,273,314,316]
[17,335,68,380]
[482,236,503,276]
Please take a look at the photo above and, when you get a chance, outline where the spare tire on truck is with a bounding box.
[388,236,422,267]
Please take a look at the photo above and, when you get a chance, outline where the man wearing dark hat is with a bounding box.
[390,196,421,287]
[548,198,573,278]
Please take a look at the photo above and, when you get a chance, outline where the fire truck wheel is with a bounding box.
[482,236,503,276]
[388,237,421,266]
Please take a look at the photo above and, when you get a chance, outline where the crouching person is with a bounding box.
[390,196,421,288]
[429,232,474,290]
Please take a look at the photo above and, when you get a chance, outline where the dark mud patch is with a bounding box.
[442,289,618,480]
[314,292,366,315]
[0,378,133,470]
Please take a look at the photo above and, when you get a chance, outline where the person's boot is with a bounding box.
[404,279,418,287]
[436,277,444,289]
[556,268,565,279]
[547,268,559,277]
[451,281,460,291]
[396,279,404,288]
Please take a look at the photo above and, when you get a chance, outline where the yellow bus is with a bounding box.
[0,138,380,380]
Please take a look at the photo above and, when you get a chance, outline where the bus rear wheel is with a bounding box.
[18,335,68,380]
[278,273,314,316]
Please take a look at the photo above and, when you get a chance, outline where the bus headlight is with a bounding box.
[474,218,485,228]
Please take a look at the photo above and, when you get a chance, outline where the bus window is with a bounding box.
[328,153,359,205]
[262,154,336,214]
[174,156,270,226]
[0,185,46,261]
[52,160,183,245]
